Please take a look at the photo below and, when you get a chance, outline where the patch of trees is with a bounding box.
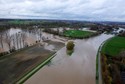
[118,31,125,37]
[101,52,125,84]
[0,28,45,57]
[90,24,114,33]
[1,19,115,30]
[0,30,28,57]
[43,28,61,35]
[0,20,86,29]
[69,32,102,39]
[0,51,9,57]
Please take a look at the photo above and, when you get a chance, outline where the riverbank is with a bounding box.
[96,36,114,84]
[99,36,125,84]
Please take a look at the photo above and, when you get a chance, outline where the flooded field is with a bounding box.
[0,28,114,84]
[25,34,113,84]
[0,28,67,52]
[0,28,65,84]
[0,41,64,84]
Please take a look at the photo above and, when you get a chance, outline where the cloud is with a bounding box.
[0,0,125,21]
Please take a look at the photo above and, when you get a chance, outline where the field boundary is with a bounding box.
[0,44,37,59]
[96,36,114,84]
[16,53,56,84]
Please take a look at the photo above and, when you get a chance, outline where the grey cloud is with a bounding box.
[0,0,125,21]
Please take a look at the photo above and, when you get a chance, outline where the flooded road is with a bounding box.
[25,34,113,84]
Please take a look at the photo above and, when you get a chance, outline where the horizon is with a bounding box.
[0,18,125,23]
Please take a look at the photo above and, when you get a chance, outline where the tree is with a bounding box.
[66,41,75,50]
[0,32,3,48]
[5,31,12,51]
[16,33,19,49]
[22,32,26,48]
[19,32,22,49]
[39,28,42,41]
[11,34,16,50]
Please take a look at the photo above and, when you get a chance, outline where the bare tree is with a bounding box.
[18,32,22,49]
[22,32,26,48]
[57,28,59,34]
[11,34,16,50]
[16,33,19,49]
[5,31,12,51]
[39,29,42,41]
[0,32,3,48]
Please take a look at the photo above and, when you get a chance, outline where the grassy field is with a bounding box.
[63,30,94,38]
[101,36,125,56]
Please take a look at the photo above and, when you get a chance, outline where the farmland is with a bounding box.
[101,36,125,56]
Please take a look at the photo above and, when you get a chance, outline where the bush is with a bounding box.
[0,53,3,57]
[66,41,75,50]
[118,31,125,37]
[9,47,16,53]
[0,51,9,57]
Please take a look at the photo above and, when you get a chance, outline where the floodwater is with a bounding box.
[9,28,22,35]
[0,28,67,52]
[25,34,113,84]
[0,28,65,83]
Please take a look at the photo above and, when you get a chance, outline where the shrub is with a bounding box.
[0,53,3,57]
[0,51,9,57]
[66,41,75,50]
[9,47,16,53]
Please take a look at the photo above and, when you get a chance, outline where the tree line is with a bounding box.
[0,28,44,57]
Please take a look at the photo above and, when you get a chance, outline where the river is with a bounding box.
[25,33,113,84]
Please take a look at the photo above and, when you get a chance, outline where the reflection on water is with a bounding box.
[0,28,67,52]
[44,44,55,51]
[25,33,113,84]
[9,28,22,36]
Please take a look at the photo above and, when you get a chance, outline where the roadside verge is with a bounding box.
[96,36,114,84]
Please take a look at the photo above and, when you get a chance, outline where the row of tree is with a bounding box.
[0,28,46,57]
[0,30,27,52]
[101,52,125,84]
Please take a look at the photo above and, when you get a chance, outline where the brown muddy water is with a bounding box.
[25,34,113,84]
[0,28,65,84]
[0,28,67,52]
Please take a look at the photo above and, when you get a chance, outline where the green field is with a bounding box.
[63,30,94,38]
[101,36,125,56]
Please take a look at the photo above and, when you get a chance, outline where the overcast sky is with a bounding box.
[0,0,125,21]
